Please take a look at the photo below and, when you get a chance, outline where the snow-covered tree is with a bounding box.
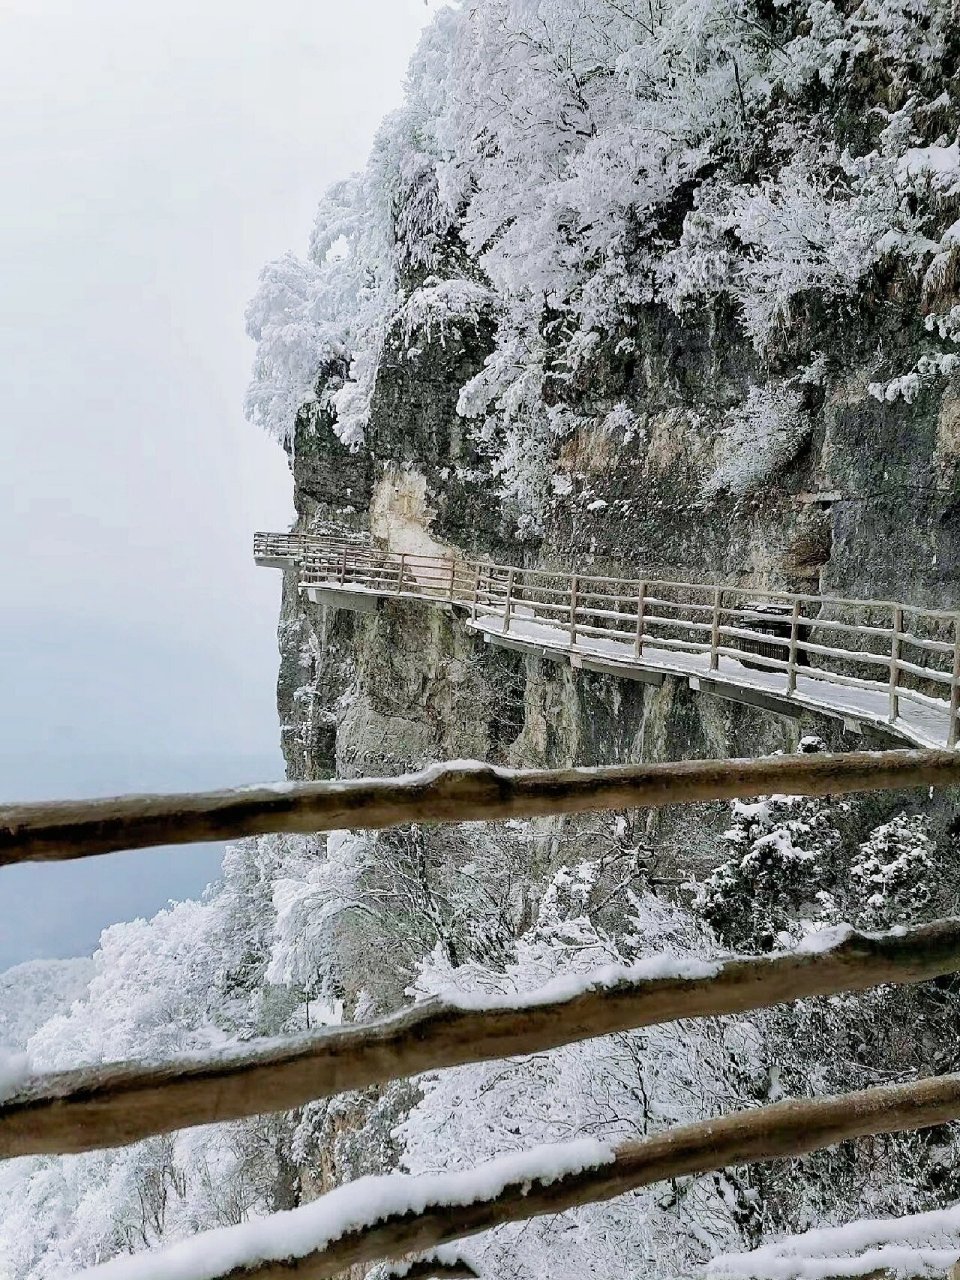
[396,862,764,1278]
[849,812,937,931]
[695,741,850,951]
[246,0,960,527]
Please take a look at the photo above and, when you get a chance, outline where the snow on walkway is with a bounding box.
[466,609,952,750]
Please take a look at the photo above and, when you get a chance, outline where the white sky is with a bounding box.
[0,0,443,968]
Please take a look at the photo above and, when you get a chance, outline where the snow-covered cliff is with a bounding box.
[4,3,960,1277]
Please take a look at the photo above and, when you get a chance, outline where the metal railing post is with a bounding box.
[889,605,903,723]
[569,573,579,647]
[949,616,960,748]
[787,600,801,695]
[471,564,482,621]
[396,553,406,595]
[503,568,515,633]
[448,557,457,603]
[635,581,647,659]
[339,547,348,586]
[710,588,722,671]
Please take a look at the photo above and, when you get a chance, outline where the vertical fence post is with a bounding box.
[448,557,457,603]
[396,553,406,596]
[635,581,647,660]
[502,567,515,634]
[949,616,960,748]
[471,564,482,621]
[787,599,801,695]
[339,547,348,586]
[569,573,580,647]
[889,605,903,724]
[710,588,722,671]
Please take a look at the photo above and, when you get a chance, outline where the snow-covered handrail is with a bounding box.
[70,1072,960,1280]
[253,530,371,563]
[6,750,960,865]
[255,532,960,750]
[707,1200,960,1280]
[5,917,960,1159]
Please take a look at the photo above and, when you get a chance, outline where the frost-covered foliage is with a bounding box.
[694,764,960,1245]
[397,865,758,1278]
[0,956,93,1051]
[2,773,957,1277]
[848,811,937,929]
[707,380,811,498]
[247,0,960,523]
[696,786,848,951]
[695,740,853,950]
[696,760,941,950]
[0,836,327,1278]
[870,304,960,403]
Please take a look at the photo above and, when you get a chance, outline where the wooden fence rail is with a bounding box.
[6,916,960,1159]
[267,533,960,749]
[12,563,960,1278]
[75,1073,960,1280]
[5,750,960,865]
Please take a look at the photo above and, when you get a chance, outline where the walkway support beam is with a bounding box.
[4,750,960,866]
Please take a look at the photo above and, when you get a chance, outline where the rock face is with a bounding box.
[272,297,941,896]
[274,275,941,777]
[252,0,960,1243]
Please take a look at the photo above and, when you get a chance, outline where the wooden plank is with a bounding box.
[710,587,722,670]
[502,567,515,634]
[890,605,903,722]
[635,580,647,658]
[787,599,801,694]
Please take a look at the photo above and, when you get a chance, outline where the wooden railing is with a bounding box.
[258,534,960,749]
[253,529,371,563]
[8,752,960,1280]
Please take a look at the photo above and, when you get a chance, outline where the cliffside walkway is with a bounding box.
[255,532,960,750]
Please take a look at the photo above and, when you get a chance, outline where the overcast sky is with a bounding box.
[0,0,442,970]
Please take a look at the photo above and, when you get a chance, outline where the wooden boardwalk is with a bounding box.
[254,533,960,750]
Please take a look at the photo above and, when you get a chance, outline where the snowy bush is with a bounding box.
[849,812,936,929]
[870,306,960,404]
[695,788,847,951]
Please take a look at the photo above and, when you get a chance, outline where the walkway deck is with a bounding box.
[254,533,960,750]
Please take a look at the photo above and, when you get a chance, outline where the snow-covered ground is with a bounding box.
[469,608,952,749]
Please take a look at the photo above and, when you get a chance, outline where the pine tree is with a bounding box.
[695,740,848,951]
[848,812,936,930]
